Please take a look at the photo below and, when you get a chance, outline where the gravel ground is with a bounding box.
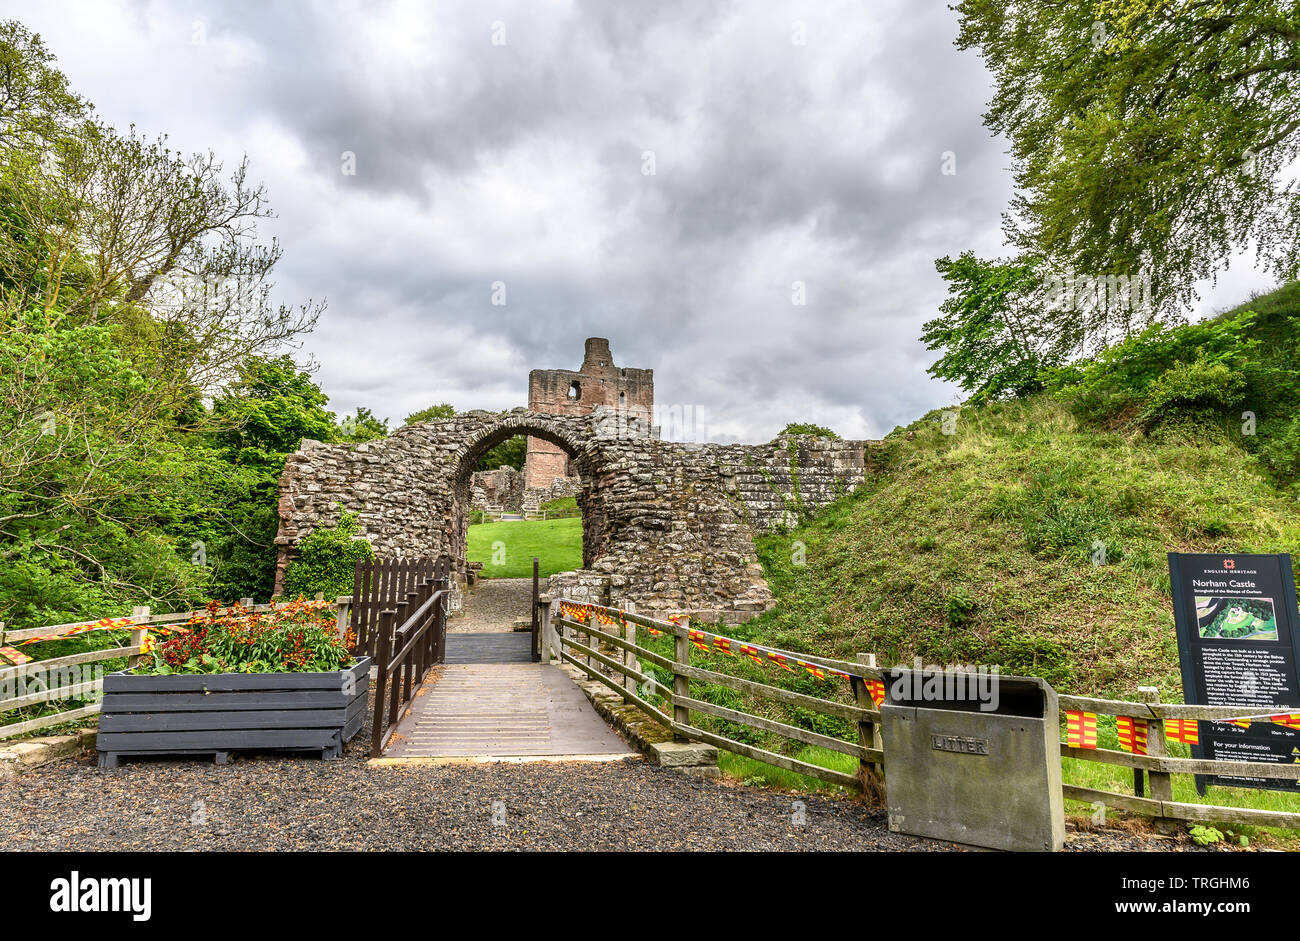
[0,725,1201,852]
[448,578,532,634]
[1,750,945,852]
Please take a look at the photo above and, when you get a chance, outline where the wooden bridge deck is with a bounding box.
[382,633,635,760]
[444,632,532,664]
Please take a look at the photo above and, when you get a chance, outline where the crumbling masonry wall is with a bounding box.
[274,408,876,621]
[524,337,654,489]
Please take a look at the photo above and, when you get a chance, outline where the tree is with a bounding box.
[474,435,527,471]
[955,0,1300,321]
[335,406,388,443]
[403,403,455,424]
[921,253,1060,402]
[0,22,321,620]
[211,356,336,457]
[779,423,839,439]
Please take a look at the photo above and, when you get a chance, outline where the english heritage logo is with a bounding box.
[49,871,151,922]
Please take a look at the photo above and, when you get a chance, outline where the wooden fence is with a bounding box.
[0,598,349,741]
[370,562,451,755]
[548,598,884,792]
[1059,690,1300,831]
[349,558,440,657]
[548,597,1300,830]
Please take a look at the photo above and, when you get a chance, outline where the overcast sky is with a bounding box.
[3,0,1278,442]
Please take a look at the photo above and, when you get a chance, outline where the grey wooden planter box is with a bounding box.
[96,658,370,767]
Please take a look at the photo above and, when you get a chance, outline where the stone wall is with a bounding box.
[470,466,524,514]
[274,407,877,621]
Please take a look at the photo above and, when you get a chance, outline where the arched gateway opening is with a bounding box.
[447,416,608,584]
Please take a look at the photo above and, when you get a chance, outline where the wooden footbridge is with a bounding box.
[355,559,634,762]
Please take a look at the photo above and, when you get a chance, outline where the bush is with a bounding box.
[1138,360,1245,436]
[281,511,374,601]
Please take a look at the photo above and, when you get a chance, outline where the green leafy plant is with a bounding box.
[281,510,374,600]
[1138,361,1246,435]
[1189,825,1225,847]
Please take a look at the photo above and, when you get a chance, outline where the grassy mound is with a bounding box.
[751,396,1300,700]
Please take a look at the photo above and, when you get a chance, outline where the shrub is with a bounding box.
[281,510,374,601]
[140,599,353,674]
[1138,360,1245,436]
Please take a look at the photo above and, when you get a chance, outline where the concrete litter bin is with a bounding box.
[880,669,1064,852]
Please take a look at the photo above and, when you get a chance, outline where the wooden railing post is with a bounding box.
[622,601,638,693]
[334,596,352,645]
[127,605,150,669]
[399,593,417,703]
[435,559,449,664]
[538,594,553,663]
[851,652,885,799]
[562,603,575,660]
[530,557,541,663]
[673,620,690,742]
[1140,685,1176,835]
[370,609,395,757]
[414,579,432,680]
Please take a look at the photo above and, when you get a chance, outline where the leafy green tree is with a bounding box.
[475,435,527,471]
[779,423,839,439]
[921,253,1059,402]
[212,356,336,457]
[193,356,338,601]
[955,0,1300,320]
[404,403,455,424]
[0,23,321,622]
[335,406,389,443]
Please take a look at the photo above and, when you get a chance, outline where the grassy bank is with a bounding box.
[752,396,1300,699]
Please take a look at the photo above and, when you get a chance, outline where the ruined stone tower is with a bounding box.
[524,338,654,488]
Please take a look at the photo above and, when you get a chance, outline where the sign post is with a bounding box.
[1169,552,1300,794]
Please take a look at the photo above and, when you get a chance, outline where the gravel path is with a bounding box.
[0,729,1198,852]
[448,578,532,634]
[0,748,944,852]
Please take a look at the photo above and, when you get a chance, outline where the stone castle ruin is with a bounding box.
[274,338,878,621]
[470,338,654,517]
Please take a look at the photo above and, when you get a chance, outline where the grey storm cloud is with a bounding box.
[2,0,1272,442]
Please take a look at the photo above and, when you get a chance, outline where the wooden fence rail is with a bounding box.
[1060,688,1300,831]
[550,598,1300,830]
[549,598,881,792]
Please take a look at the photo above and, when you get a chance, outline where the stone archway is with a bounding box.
[447,414,608,579]
[274,405,876,622]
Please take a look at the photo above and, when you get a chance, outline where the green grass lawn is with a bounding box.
[467,517,583,578]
